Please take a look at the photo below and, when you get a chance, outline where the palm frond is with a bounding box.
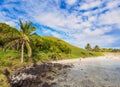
[4,37,20,44]
[19,19,25,32]
[3,39,20,51]
[27,26,36,35]
[25,22,32,31]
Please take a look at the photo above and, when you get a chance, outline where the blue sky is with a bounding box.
[0,0,120,48]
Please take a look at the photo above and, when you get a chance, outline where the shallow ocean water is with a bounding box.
[54,56,120,87]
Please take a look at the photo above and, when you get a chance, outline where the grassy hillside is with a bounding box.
[43,36,102,58]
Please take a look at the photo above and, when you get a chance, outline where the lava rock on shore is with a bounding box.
[10,62,71,87]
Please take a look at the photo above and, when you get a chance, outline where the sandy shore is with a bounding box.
[53,53,120,87]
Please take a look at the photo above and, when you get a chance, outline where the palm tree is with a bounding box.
[93,45,100,52]
[85,43,92,51]
[4,20,36,63]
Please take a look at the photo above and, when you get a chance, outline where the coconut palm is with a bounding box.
[85,43,92,51]
[93,45,100,52]
[4,20,36,63]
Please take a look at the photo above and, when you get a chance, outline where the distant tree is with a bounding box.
[93,45,100,52]
[112,48,120,52]
[85,43,92,51]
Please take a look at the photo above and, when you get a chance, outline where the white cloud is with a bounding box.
[42,29,62,38]
[98,9,120,28]
[0,11,17,27]
[67,32,118,48]
[106,0,120,9]
[65,0,77,5]
[0,0,120,48]
[83,28,103,36]
[80,0,101,10]
[88,16,96,22]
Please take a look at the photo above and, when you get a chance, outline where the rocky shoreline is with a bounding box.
[9,62,72,87]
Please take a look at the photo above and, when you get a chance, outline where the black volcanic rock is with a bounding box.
[10,63,72,87]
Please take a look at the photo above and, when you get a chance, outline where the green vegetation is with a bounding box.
[101,48,120,52]
[85,43,120,52]
[0,22,102,87]
[42,37,102,58]
[93,45,100,52]
[0,22,103,65]
[3,20,36,63]
[85,43,92,51]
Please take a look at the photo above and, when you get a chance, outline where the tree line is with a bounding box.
[85,43,100,52]
[85,43,120,52]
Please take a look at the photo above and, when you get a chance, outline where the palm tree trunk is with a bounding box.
[21,41,25,63]
[28,44,32,58]
[26,41,32,58]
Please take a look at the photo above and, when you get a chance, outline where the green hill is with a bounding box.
[42,36,102,58]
